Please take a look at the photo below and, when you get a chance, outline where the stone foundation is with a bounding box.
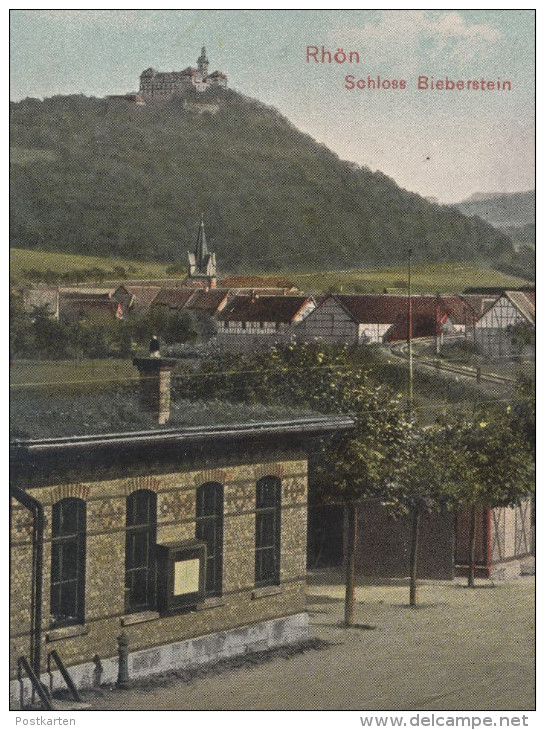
[11,612,309,707]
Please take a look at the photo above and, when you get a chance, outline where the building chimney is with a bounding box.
[133,356,177,425]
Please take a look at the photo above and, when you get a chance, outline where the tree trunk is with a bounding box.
[344,501,358,626]
[468,504,477,588]
[409,507,421,607]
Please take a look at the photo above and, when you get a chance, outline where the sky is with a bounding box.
[9,8,535,203]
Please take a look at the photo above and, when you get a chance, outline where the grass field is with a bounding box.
[288,262,531,294]
[10,359,138,392]
[10,248,173,283]
[10,248,531,293]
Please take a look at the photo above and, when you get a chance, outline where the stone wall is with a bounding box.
[10,452,308,688]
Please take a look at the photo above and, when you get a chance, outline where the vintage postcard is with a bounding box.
[9,8,535,723]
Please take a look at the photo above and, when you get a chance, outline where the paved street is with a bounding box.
[88,570,535,712]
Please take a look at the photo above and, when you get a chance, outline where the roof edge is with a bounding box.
[10,415,355,455]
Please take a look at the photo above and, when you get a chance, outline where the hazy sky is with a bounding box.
[10,9,535,203]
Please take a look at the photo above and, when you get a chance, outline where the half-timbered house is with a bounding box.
[474,290,535,357]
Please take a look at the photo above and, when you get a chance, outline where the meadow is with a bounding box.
[10,248,530,293]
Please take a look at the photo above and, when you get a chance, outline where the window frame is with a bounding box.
[195,482,224,597]
[50,498,86,628]
[125,489,157,613]
[255,476,281,587]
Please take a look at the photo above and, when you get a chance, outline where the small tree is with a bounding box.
[314,383,407,625]
[445,407,534,587]
[387,422,459,606]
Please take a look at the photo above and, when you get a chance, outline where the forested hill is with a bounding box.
[454,190,535,228]
[10,89,513,272]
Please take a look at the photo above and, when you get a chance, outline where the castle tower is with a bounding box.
[197,47,209,78]
[188,216,217,285]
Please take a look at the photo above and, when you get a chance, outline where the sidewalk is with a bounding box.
[86,569,535,711]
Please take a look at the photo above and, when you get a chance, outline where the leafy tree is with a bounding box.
[510,375,535,459]
[10,292,35,359]
[507,321,535,355]
[387,422,458,606]
[311,371,407,625]
[444,407,534,587]
[30,304,71,359]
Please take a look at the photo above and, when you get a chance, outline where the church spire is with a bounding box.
[188,215,216,282]
[195,214,208,268]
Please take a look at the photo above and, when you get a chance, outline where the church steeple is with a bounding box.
[195,215,208,268]
[187,215,216,283]
[197,47,209,77]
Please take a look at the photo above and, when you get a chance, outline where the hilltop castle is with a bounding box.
[139,47,228,101]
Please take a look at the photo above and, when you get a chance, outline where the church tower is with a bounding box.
[187,216,217,286]
[197,47,209,78]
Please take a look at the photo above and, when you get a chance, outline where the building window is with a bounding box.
[255,476,281,587]
[195,482,224,596]
[242,322,247,330]
[50,498,86,627]
[125,490,157,612]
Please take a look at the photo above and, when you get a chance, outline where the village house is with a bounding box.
[217,295,316,348]
[474,290,535,358]
[10,356,353,707]
[150,287,229,317]
[23,287,117,322]
[112,285,163,318]
[58,288,117,323]
[295,294,475,346]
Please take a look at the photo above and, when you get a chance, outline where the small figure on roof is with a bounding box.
[149,335,160,358]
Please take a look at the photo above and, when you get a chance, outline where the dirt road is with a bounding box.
[87,570,535,711]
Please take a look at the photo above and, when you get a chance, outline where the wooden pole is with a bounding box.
[468,504,477,588]
[407,249,414,411]
[344,502,358,626]
[409,507,421,607]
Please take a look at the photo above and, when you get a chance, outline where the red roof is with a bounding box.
[330,294,463,341]
[185,289,229,314]
[458,294,498,319]
[438,295,477,325]
[152,288,196,309]
[334,295,441,324]
[219,296,311,323]
[116,285,162,308]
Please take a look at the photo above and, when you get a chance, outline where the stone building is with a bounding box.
[10,360,352,707]
[140,48,227,101]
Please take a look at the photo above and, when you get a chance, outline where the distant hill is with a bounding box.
[10,90,513,272]
[454,190,535,229]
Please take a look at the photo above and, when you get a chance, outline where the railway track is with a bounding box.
[387,337,517,386]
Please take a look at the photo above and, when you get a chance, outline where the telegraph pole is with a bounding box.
[407,248,414,412]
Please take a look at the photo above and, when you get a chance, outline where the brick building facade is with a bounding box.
[10,413,352,705]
